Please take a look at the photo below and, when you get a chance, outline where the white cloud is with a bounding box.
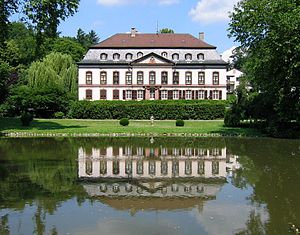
[221,46,237,63]
[97,0,179,6]
[189,0,239,24]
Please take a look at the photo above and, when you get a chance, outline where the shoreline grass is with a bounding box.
[0,118,264,137]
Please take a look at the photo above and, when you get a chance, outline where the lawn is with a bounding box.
[0,118,263,137]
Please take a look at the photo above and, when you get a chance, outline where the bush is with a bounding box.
[68,100,227,120]
[54,111,65,119]
[119,118,129,126]
[20,112,33,126]
[176,119,185,127]
[224,108,241,127]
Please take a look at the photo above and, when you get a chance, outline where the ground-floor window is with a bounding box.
[126,90,132,100]
[212,90,219,100]
[150,88,155,99]
[161,90,168,100]
[86,89,92,100]
[137,90,144,100]
[100,89,107,100]
[198,90,205,100]
[113,89,119,100]
[173,90,179,99]
[185,90,192,100]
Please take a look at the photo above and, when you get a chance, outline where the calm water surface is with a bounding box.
[0,137,299,235]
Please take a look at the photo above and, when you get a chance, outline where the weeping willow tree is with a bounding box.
[27,52,77,98]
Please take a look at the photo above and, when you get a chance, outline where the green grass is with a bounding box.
[0,118,264,137]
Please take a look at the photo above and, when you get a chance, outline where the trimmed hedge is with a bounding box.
[68,100,226,120]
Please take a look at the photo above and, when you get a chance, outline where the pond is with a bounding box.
[0,137,299,235]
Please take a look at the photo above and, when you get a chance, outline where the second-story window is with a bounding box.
[126,71,132,85]
[213,72,219,85]
[137,71,144,85]
[161,72,168,85]
[86,71,92,84]
[100,71,107,85]
[113,71,119,85]
[173,71,179,85]
[198,72,205,85]
[185,72,192,85]
[149,71,156,85]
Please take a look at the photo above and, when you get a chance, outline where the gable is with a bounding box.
[131,52,174,66]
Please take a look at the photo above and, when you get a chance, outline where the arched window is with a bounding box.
[86,71,92,84]
[100,71,107,85]
[137,52,143,58]
[197,53,204,61]
[161,51,168,58]
[125,53,133,60]
[113,53,120,60]
[172,53,179,61]
[213,72,219,85]
[185,53,192,61]
[100,53,108,60]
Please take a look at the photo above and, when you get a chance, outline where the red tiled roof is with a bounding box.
[91,33,216,49]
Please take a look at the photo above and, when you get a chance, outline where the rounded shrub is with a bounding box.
[176,119,185,127]
[119,118,129,126]
[20,112,33,126]
[54,111,65,119]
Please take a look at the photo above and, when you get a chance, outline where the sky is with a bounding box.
[13,0,239,55]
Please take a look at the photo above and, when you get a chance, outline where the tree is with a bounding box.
[0,0,18,47]
[0,61,11,104]
[228,0,300,130]
[159,28,174,34]
[76,28,100,49]
[23,0,80,52]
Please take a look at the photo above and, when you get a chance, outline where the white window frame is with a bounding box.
[126,72,132,85]
[161,90,168,100]
[212,90,219,100]
[198,90,205,100]
[137,90,144,100]
[185,72,192,85]
[173,90,179,100]
[126,90,132,100]
[137,71,144,85]
[198,72,205,85]
[185,90,192,100]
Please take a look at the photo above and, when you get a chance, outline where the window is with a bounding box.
[113,53,120,60]
[137,90,144,100]
[198,90,205,100]
[100,161,107,175]
[161,72,168,85]
[213,72,219,85]
[100,53,107,60]
[113,161,120,175]
[185,53,192,61]
[173,90,179,99]
[161,90,168,100]
[197,53,204,61]
[113,89,119,100]
[161,52,167,58]
[198,161,205,175]
[126,71,132,85]
[173,72,179,85]
[113,71,119,85]
[137,71,144,85]
[86,89,92,100]
[185,72,192,85]
[172,53,179,60]
[212,161,219,175]
[100,89,107,100]
[125,53,133,60]
[149,71,156,85]
[185,160,192,175]
[185,90,192,100]
[137,52,143,58]
[100,71,107,85]
[198,72,205,85]
[212,90,219,100]
[126,90,132,100]
[86,72,92,84]
[150,88,155,99]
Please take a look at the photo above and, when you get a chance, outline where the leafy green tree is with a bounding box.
[27,52,78,98]
[229,0,300,125]
[159,28,174,34]
[0,61,11,104]
[76,28,100,49]
[0,0,18,47]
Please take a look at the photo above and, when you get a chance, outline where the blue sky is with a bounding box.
[14,0,239,54]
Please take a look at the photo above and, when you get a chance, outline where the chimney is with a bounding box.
[199,32,205,41]
[131,27,137,37]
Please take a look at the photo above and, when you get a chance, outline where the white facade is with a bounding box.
[226,68,243,93]
[78,30,228,101]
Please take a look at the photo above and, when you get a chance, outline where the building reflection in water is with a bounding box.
[78,145,240,208]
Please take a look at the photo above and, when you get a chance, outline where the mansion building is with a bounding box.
[78,28,227,101]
